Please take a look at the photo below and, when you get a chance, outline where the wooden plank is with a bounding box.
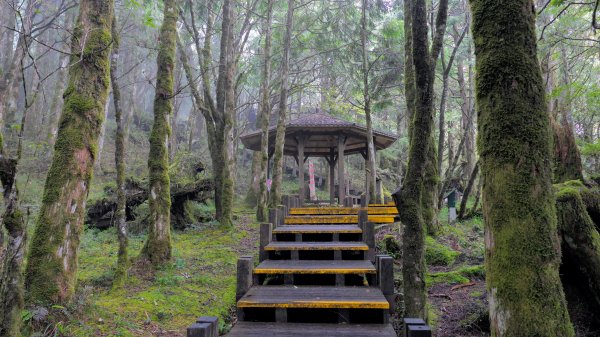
[237,286,390,309]
[284,215,396,224]
[254,260,376,274]
[227,322,397,337]
[272,225,362,234]
[288,207,398,215]
[264,242,368,251]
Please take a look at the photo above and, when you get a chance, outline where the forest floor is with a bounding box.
[49,205,260,337]
[29,196,487,336]
[424,213,489,337]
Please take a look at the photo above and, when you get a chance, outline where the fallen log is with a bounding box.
[86,177,214,229]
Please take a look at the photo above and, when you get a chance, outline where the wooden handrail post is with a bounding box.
[358,209,368,231]
[377,255,394,312]
[365,221,375,262]
[259,223,273,262]
[236,256,253,301]
[277,205,285,227]
[268,208,277,228]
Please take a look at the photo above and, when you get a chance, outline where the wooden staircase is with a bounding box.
[227,202,399,336]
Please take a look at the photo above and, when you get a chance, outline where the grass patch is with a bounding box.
[65,216,257,336]
[425,236,460,266]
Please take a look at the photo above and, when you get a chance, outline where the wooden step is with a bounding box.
[273,225,361,234]
[237,286,389,309]
[264,242,368,251]
[284,215,396,224]
[227,322,396,337]
[254,260,376,274]
[288,207,398,216]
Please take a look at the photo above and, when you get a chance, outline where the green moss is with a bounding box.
[24,0,115,304]
[63,222,255,335]
[471,0,575,333]
[425,236,460,266]
[379,235,401,259]
[427,265,485,287]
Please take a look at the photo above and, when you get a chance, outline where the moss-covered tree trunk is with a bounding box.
[470,0,574,334]
[269,0,294,208]
[141,0,177,264]
[0,157,26,336]
[397,0,434,318]
[24,0,114,304]
[256,0,273,221]
[213,0,236,227]
[555,182,600,316]
[110,15,128,286]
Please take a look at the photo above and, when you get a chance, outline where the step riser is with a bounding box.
[268,250,365,261]
[238,307,389,325]
[274,233,361,242]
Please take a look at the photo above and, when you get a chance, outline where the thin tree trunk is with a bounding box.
[269,0,294,207]
[397,0,434,318]
[256,0,273,221]
[458,161,478,219]
[110,15,128,287]
[24,0,115,304]
[470,0,574,334]
[141,0,178,265]
[361,0,377,203]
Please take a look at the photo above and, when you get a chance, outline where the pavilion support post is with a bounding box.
[329,148,335,205]
[298,137,305,206]
[338,136,345,205]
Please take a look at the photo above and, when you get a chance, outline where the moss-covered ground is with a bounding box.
[375,201,488,336]
[53,205,258,336]
[425,208,489,336]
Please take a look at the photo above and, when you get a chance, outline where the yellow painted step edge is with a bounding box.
[237,300,389,310]
[253,267,376,274]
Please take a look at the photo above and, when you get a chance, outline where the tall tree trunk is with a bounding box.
[214,0,236,227]
[24,0,115,305]
[397,0,435,318]
[141,0,177,265]
[361,0,377,203]
[256,0,273,221]
[269,0,294,207]
[0,4,16,73]
[470,0,574,334]
[403,0,415,144]
[110,15,128,287]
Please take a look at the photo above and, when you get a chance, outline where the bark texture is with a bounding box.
[397,0,434,319]
[141,0,178,265]
[110,15,128,287]
[24,0,115,304]
[256,0,273,221]
[555,181,600,317]
[470,0,574,334]
[0,159,26,336]
[269,0,294,207]
[361,0,377,203]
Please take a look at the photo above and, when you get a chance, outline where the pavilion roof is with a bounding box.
[240,113,398,157]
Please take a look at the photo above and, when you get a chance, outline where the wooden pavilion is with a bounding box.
[240,113,398,205]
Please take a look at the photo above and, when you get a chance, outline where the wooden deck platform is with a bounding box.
[226,203,399,336]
